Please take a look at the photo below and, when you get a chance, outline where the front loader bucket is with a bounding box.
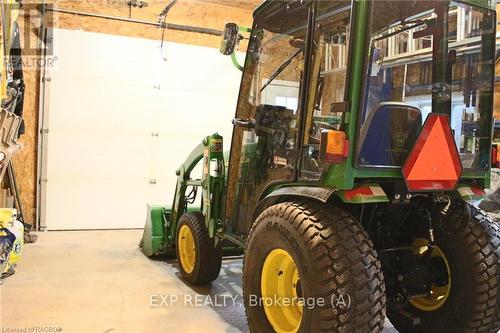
[140,205,169,257]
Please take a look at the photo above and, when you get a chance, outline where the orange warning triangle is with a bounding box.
[402,114,462,191]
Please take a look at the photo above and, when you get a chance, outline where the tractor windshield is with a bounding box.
[358,1,495,170]
[226,1,310,232]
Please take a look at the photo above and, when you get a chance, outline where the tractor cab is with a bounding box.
[222,0,496,234]
[142,1,500,332]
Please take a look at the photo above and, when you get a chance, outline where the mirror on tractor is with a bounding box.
[358,102,422,167]
[220,22,240,55]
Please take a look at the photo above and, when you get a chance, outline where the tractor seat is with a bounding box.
[358,102,422,167]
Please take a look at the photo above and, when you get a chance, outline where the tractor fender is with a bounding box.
[253,186,338,220]
[253,183,391,220]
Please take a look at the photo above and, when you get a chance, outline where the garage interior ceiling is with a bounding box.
[48,7,224,36]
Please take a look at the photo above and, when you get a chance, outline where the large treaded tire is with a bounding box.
[471,206,500,333]
[175,212,222,285]
[389,202,500,333]
[243,200,386,333]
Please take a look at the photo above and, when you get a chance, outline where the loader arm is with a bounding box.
[140,134,225,257]
[169,141,205,234]
[170,134,225,241]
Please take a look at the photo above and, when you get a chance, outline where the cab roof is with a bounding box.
[253,0,495,18]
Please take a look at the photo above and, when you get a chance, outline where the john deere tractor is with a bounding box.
[141,1,500,332]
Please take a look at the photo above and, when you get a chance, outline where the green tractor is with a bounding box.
[141,0,500,332]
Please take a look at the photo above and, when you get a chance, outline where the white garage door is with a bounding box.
[42,28,242,230]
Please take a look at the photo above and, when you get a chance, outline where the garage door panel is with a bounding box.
[48,80,160,109]
[47,133,153,180]
[48,108,155,133]
[46,180,151,230]
[53,33,158,76]
[157,54,242,91]
[45,28,241,230]
[154,93,235,131]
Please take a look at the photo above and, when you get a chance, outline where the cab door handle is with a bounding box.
[232,118,255,129]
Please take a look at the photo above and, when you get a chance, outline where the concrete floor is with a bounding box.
[1,230,397,333]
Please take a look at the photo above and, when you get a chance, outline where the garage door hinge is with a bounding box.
[43,77,51,83]
[40,178,48,184]
[41,127,49,134]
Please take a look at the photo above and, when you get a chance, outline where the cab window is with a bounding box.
[300,1,352,180]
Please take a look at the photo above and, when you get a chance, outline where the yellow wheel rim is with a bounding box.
[178,225,196,274]
[409,239,451,312]
[261,249,303,333]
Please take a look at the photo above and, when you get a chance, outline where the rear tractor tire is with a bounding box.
[243,201,386,333]
[388,203,500,333]
[176,212,222,285]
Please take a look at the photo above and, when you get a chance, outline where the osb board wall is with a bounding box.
[50,0,256,48]
[14,0,257,228]
[12,4,41,227]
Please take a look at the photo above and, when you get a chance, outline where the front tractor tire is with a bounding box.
[176,212,222,285]
[243,201,386,333]
[388,203,500,333]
